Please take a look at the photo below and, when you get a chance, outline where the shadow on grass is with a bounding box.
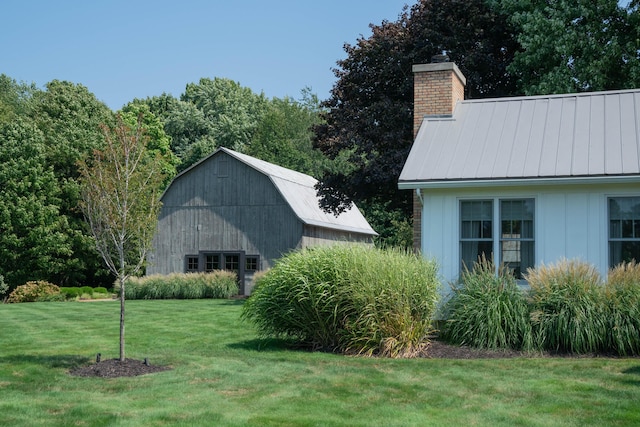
[618,365,640,387]
[227,338,306,353]
[0,354,91,369]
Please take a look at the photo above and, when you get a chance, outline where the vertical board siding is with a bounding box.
[419,184,638,290]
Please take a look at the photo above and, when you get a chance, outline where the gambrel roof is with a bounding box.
[399,89,640,189]
[170,147,377,236]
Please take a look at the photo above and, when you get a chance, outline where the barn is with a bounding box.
[147,147,377,294]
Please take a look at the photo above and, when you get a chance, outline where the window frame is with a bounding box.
[608,196,640,267]
[459,197,536,279]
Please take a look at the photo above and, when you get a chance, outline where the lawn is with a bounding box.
[1,300,639,426]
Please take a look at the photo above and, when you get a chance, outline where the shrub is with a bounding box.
[0,275,8,300]
[440,256,534,351]
[606,261,640,356]
[93,287,109,294]
[80,286,94,296]
[123,272,238,299]
[7,281,61,303]
[242,245,440,358]
[526,259,608,354]
[60,287,83,300]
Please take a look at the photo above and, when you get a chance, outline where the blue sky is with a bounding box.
[3,1,411,110]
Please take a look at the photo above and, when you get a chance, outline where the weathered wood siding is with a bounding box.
[301,225,374,248]
[148,152,303,280]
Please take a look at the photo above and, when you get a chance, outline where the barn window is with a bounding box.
[245,256,259,271]
[460,198,535,278]
[186,256,199,272]
[225,254,239,271]
[205,254,220,271]
[609,196,640,267]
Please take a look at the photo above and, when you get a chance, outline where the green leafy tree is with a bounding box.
[248,90,328,177]
[503,0,640,94]
[0,74,37,124]
[31,80,116,287]
[314,0,519,246]
[78,115,166,361]
[0,118,73,291]
[181,77,268,152]
[120,102,179,185]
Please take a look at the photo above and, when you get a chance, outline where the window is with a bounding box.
[500,199,534,278]
[460,198,535,278]
[460,200,493,271]
[205,254,220,272]
[609,196,640,266]
[186,256,199,272]
[225,254,239,271]
[246,256,259,271]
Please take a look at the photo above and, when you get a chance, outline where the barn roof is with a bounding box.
[173,147,377,236]
[399,88,640,189]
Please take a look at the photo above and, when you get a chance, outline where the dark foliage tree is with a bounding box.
[314,0,520,226]
[503,0,640,94]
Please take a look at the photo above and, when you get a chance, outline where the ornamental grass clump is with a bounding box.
[440,256,534,351]
[606,261,640,356]
[526,259,607,354]
[124,272,238,299]
[242,245,440,357]
[339,247,439,357]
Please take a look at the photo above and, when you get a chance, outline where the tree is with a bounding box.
[78,115,166,361]
[247,91,328,177]
[503,0,640,94]
[314,0,519,246]
[120,102,179,186]
[181,77,267,152]
[32,80,116,287]
[0,118,73,291]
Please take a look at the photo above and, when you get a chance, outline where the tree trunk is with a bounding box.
[119,276,125,361]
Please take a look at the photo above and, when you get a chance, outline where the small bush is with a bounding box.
[242,245,440,358]
[526,259,607,354]
[441,256,534,351]
[60,287,83,300]
[123,272,238,299]
[93,287,109,294]
[80,286,94,296]
[0,275,8,300]
[7,281,61,303]
[606,261,640,356]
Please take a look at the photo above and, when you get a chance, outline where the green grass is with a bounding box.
[1,300,639,426]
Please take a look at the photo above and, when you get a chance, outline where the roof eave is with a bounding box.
[398,175,640,190]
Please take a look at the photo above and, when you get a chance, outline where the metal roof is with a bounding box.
[399,89,640,188]
[180,147,377,236]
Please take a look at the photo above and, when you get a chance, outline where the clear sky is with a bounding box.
[3,1,411,110]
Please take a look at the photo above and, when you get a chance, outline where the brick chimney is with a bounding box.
[412,57,466,137]
[410,57,466,251]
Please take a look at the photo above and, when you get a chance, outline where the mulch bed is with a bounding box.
[69,358,172,378]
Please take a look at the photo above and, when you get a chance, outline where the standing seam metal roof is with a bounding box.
[399,89,640,186]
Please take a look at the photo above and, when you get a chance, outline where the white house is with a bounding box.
[399,60,640,288]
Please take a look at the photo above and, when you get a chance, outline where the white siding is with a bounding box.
[420,183,639,293]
